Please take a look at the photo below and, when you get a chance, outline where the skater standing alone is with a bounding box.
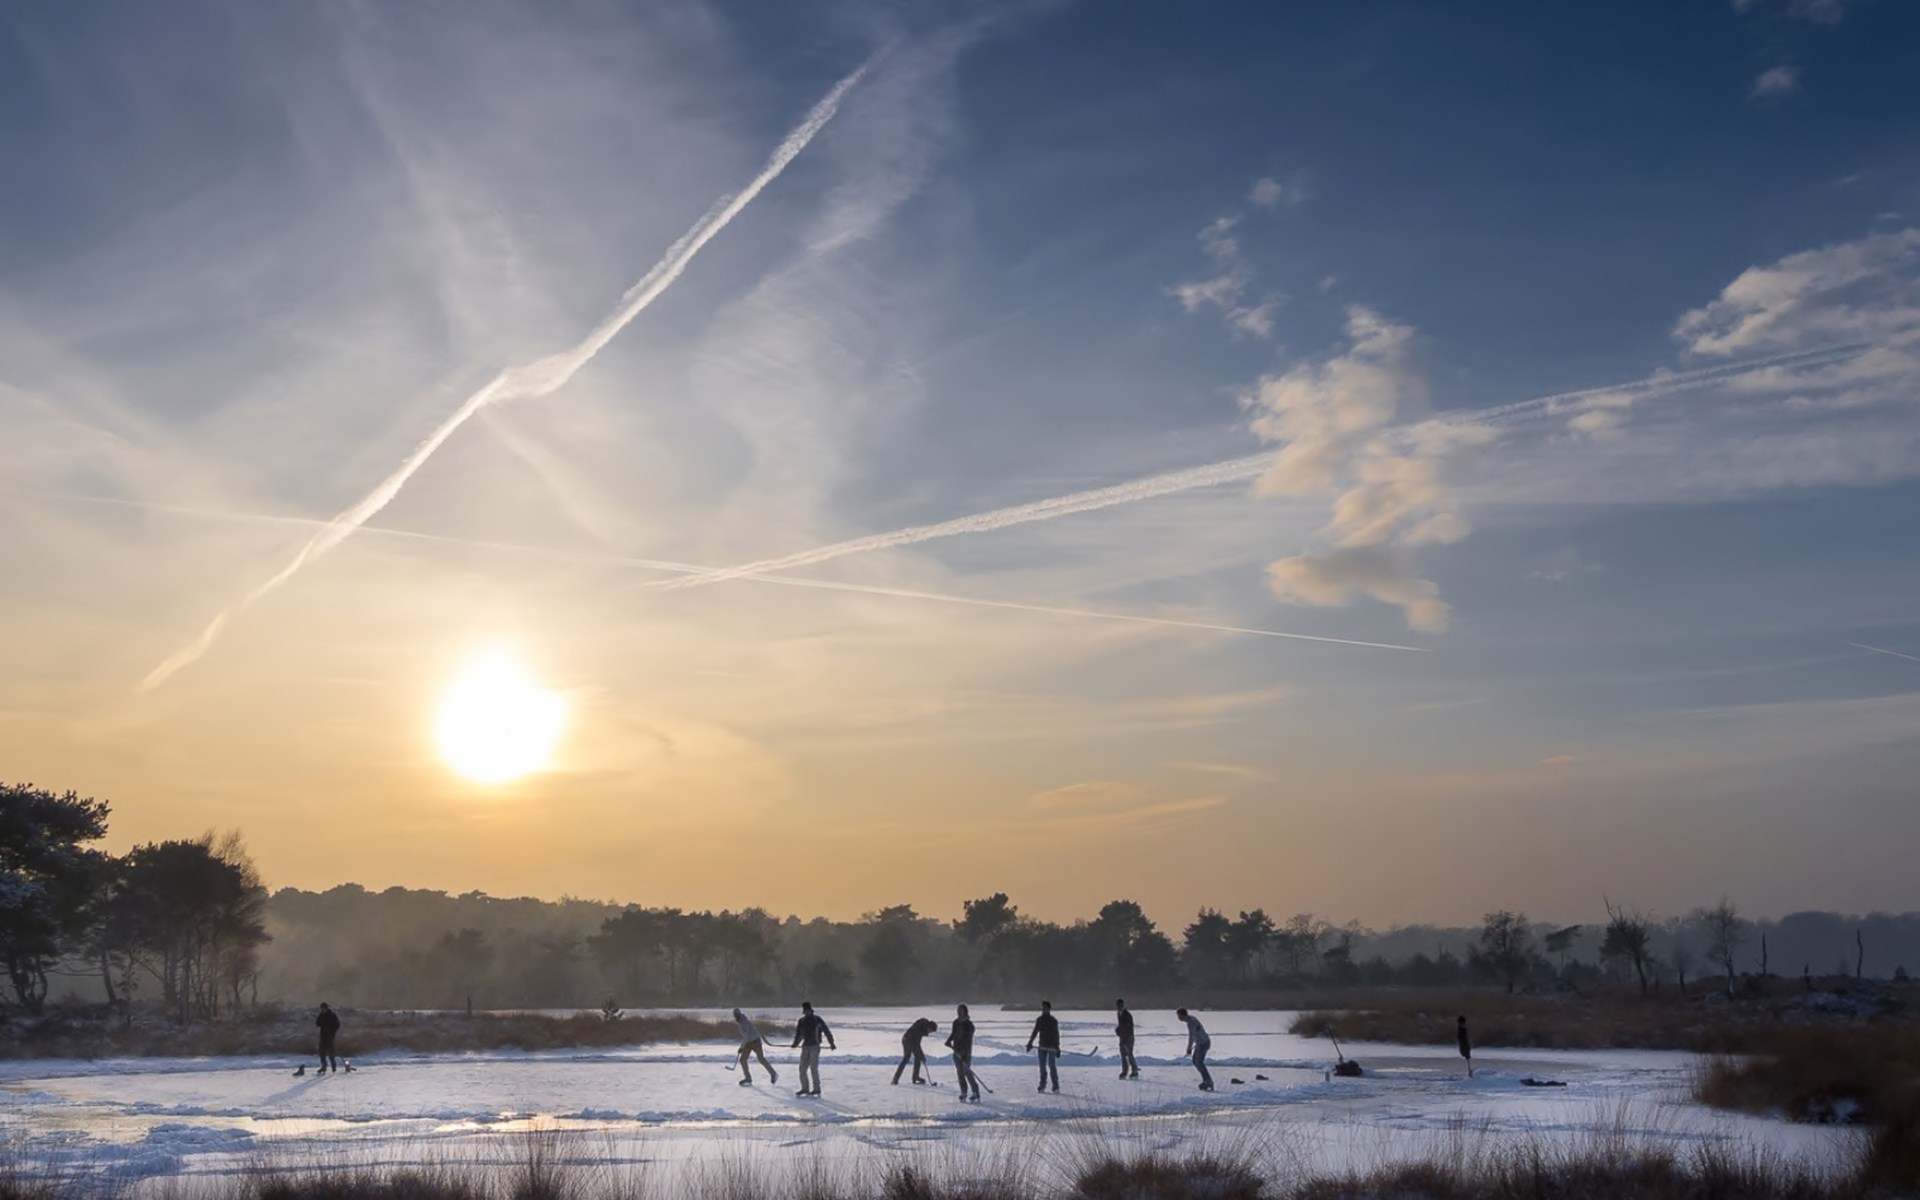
[892,1017,940,1085]
[790,1001,836,1097]
[1026,999,1061,1093]
[946,1003,983,1102]
[733,1008,778,1086]
[315,1002,341,1074]
[1457,1015,1473,1078]
[1115,998,1138,1079]
[1176,1007,1213,1091]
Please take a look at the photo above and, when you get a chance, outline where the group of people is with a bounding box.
[730,998,1217,1101]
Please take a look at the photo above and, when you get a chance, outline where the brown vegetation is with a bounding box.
[1288,978,1917,1053]
[2,1127,1917,1200]
[0,1005,760,1061]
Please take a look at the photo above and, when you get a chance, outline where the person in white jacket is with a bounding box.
[732,1008,778,1085]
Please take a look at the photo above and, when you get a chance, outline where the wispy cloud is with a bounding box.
[140,58,875,689]
[1248,173,1309,210]
[1749,64,1802,100]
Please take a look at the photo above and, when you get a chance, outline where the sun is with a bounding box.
[435,649,566,784]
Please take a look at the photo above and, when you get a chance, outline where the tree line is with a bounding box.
[1,784,270,1020]
[6,781,1914,1019]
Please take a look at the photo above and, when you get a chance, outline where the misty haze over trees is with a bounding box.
[5,782,1917,1018]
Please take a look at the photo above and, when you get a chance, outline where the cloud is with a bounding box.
[1749,65,1801,100]
[1528,549,1601,583]
[1027,780,1144,810]
[1168,187,1291,340]
[1734,0,1861,22]
[1248,173,1308,210]
[1674,227,1920,356]
[1025,781,1227,830]
[1169,267,1251,315]
[1265,547,1450,633]
[1242,307,1472,631]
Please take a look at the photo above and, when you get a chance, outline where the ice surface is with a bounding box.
[0,1007,1853,1189]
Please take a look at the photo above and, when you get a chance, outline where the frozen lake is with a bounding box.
[0,1007,1854,1190]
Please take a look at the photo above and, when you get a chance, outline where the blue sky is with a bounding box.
[2,0,1917,925]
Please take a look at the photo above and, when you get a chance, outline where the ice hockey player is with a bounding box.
[1116,998,1139,1079]
[945,1003,983,1101]
[1176,1007,1213,1091]
[316,1002,342,1075]
[733,1008,778,1085]
[789,1001,836,1097]
[1025,999,1061,1093]
[892,1017,941,1085]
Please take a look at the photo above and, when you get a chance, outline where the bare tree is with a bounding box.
[1474,911,1533,994]
[1698,898,1744,994]
[1599,900,1654,996]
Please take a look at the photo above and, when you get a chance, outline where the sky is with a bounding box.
[3,0,1918,928]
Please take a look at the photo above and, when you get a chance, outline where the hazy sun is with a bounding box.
[435,650,566,784]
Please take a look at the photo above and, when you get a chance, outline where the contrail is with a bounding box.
[1850,641,1920,665]
[141,60,871,690]
[642,342,1876,595]
[1441,341,1871,431]
[35,490,1420,652]
[643,453,1274,591]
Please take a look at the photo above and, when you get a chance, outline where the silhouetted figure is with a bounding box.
[1456,1015,1473,1078]
[789,1001,835,1097]
[1026,1000,1061,1093]
[1116,998,1139,1079]
[946,1004,983,1101]
[733,1008,777,1086]
[316,1003,341,1074]
[892,1017,940,1084]
[1177,1007,1213,1091]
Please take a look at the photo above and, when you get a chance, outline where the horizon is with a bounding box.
[6,0,1920,930]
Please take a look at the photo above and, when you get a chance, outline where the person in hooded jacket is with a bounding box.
[732,1008,778,1085]
[891,1016,941,1084]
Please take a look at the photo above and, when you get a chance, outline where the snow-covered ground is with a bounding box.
[0,1008,1855,1190]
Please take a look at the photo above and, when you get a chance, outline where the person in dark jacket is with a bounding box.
[316,1002,341,1074]
[789,1001,836,1097]
[945,1003,982,1101]
[1025,1000,1061,1093]
[892,1017,941,1084]
[1456,1015,1473,1078]
[1176,1007,1213,1091]
[1115,998,1138,1079]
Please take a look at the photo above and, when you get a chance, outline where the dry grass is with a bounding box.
[1289,981,1917,1053]
[0,1007,752,1061]
[1,1132,1914,1200]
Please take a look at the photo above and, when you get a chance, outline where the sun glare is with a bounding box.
[435,650,566,784]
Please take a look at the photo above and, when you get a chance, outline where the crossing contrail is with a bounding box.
[39,490,1420,652]
[140,59,872,690]
[641,342,1875,596]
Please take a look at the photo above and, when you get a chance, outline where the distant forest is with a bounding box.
[6,782,1918,1017]
[251,886,1920,1011]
